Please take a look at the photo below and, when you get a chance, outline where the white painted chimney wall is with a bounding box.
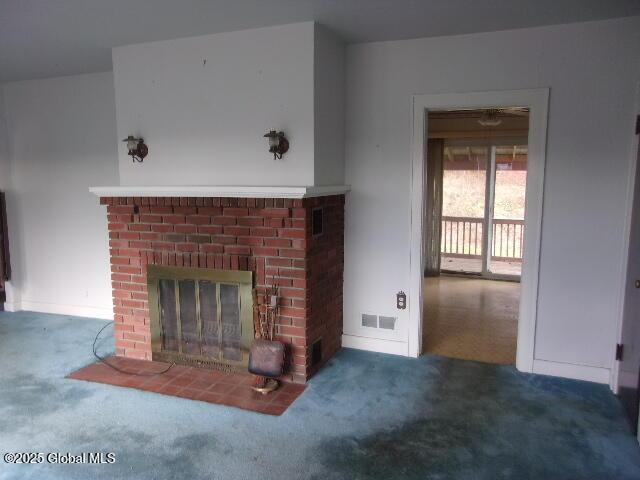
[112,22,346,187]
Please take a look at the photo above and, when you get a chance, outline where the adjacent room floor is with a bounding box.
[423,275,519,364]
[2,311,640,480]
[440,255,523,276]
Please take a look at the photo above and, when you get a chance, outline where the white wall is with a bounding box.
[1,72,118,318]
[343,17,640,381]
[113,22,317,186]
[314,25,346,186]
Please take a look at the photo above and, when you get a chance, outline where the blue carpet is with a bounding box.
[0,311,639,479]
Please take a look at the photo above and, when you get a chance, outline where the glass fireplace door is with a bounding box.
[148,266,253,369]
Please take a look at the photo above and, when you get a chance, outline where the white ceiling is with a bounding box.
[2,0,639,82]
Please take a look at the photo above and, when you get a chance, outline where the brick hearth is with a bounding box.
[98,195,344,384]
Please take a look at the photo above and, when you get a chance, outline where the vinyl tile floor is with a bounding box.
[423,275,519,364]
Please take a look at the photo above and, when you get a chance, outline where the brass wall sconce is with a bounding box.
[263,130,289,160]
[123,135,148,163]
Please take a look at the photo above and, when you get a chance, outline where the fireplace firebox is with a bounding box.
[148,265,253,370]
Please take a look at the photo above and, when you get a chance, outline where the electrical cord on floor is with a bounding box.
[93,321,174,376]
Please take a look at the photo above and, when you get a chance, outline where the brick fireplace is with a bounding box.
[96,191,345,384]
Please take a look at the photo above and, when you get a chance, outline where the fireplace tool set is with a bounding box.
[249,285,284,394]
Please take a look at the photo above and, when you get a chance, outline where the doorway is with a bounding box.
[423,108,528,364]
[409,89,549,372]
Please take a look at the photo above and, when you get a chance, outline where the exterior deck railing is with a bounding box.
[441,216,524,261]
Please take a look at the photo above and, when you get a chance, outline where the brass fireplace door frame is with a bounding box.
[147,265,253,369]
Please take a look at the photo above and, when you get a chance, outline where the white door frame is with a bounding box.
[611,82,640,392]
[409,88,549,373]
[481,145,497,276]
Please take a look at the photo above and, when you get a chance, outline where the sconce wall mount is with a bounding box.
[123,135,148,163]
[263,130,289,160]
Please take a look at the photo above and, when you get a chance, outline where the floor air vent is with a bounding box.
[379,316,397,330]
[311,339,322,367]
[361,313,377,328]
[362,314,397,330]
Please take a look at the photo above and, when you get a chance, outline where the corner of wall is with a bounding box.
[313,24,346,186]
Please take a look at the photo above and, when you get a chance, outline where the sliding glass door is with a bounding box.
[440,141,527,279]
[489,145,527,276]
[440,146,487,274]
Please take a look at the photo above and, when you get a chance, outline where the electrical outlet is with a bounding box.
[396,291,406,309]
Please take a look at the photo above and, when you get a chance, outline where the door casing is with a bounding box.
[409,88,549,373]
[612,83,640,396]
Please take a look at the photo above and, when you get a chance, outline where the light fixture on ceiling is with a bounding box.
[263,129,289,160]
[477,110,502,127]
[122,135,148,163]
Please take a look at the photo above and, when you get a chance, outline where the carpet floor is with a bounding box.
[1,311,639,479]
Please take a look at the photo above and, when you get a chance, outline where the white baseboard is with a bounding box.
[532,359,610,384]
[340,335,611,384]
[3,301,20,312]
[6,300,113,320]
[342,334,409,356]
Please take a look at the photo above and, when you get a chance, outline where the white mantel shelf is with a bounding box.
[89,185,350,199]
